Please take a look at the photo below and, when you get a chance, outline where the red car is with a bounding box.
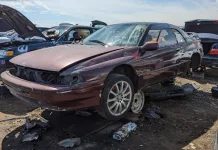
[1,22,203,120]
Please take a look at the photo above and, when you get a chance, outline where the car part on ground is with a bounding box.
[131,90,145,114]
[147,83,199,100]
[1,22,203,120]
[211,87,218,98]
[144,106,163,120]
[161,78,175,86]
[58,138,81,148]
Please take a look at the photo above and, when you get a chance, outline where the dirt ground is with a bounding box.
[0,72,218,150]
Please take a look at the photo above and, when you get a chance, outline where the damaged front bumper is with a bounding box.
[1,70,103,111]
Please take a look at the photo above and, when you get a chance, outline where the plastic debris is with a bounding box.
[144,106,163,120]
[15,132,20,139]
[58,138,81,148]
[36,121,50,130]
[75,111,92,117]
[113,122,137,141]
[147,83,199,100]
[22,133,39,142]
[25,118,36,131]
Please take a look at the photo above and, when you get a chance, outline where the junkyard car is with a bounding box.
[185,19,218,68]
[0,5,98,73]
[1,22,203,120]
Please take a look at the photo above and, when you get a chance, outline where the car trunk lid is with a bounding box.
[0,5,45,39]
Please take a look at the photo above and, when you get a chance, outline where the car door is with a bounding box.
[172,29,190,74]
[147,29,180,84]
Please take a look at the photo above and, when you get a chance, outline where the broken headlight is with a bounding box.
[60,75,84,85]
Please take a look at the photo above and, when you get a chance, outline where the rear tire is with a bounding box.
[98,73,134,120]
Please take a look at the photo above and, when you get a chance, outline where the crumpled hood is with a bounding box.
[0,5,45,39]
[10,44,124,72]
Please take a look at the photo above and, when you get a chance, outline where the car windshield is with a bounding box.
[83,24,149,46]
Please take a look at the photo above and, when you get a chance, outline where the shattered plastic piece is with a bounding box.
[182,83,199,95]
[58,138,81,148]
[36,121,50,129]
[15,132,20,139]
[25,118,36,131]
[75,111,92,117]
[113,122,137,141]
[22,133,39,142]
[144,106,163,120]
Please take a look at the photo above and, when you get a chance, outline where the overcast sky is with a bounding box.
[1,0,218,27]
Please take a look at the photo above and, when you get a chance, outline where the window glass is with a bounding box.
[144,30,160,43]
[75,28,91,39]
[173,29,186,43]
[83,24,149,46]
[158,29,177,47]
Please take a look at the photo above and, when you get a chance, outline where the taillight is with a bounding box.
[209,49,218,55]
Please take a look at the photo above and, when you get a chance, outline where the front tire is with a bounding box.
[98,73,134,120]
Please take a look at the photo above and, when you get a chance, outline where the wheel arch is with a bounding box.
[107,64,139,93]
[191,52,201,70]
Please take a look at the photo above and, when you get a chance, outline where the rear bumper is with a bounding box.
[1,70,104,111]
[202,55,218,68]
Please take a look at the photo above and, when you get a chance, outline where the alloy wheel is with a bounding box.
[106,81,132,116]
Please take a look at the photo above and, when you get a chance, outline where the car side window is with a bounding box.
[158,29,177,48]
[144,30,161,43]
[74,28,91,39]
[173,29,186,43]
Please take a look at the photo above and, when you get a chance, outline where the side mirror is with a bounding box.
[141,42,159,51]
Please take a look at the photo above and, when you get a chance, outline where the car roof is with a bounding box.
[186,19,218,23]
[108,22,182,29]
[110,22,167,26]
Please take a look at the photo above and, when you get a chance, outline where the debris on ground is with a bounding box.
[75,111,92,117]
[14,132,20,139]
[211,87,218,98]
[113,122,137,141]
[192,71,205,80]
[58,138,81,148]
[22,132,39,142]
[21,119,51,143]
[144,106,163,120]
[147,83,199,100]
[24,119,50,131]
[25,118,36,131]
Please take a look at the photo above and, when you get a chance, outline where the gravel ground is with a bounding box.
[0,74,218,150]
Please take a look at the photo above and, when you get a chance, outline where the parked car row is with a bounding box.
[184,19,218,69]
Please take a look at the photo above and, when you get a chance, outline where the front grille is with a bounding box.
[12,66,60,85]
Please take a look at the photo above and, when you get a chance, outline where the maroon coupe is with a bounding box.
[1,22,203,120]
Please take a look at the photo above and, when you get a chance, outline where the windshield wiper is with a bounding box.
[89,40,107,46]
